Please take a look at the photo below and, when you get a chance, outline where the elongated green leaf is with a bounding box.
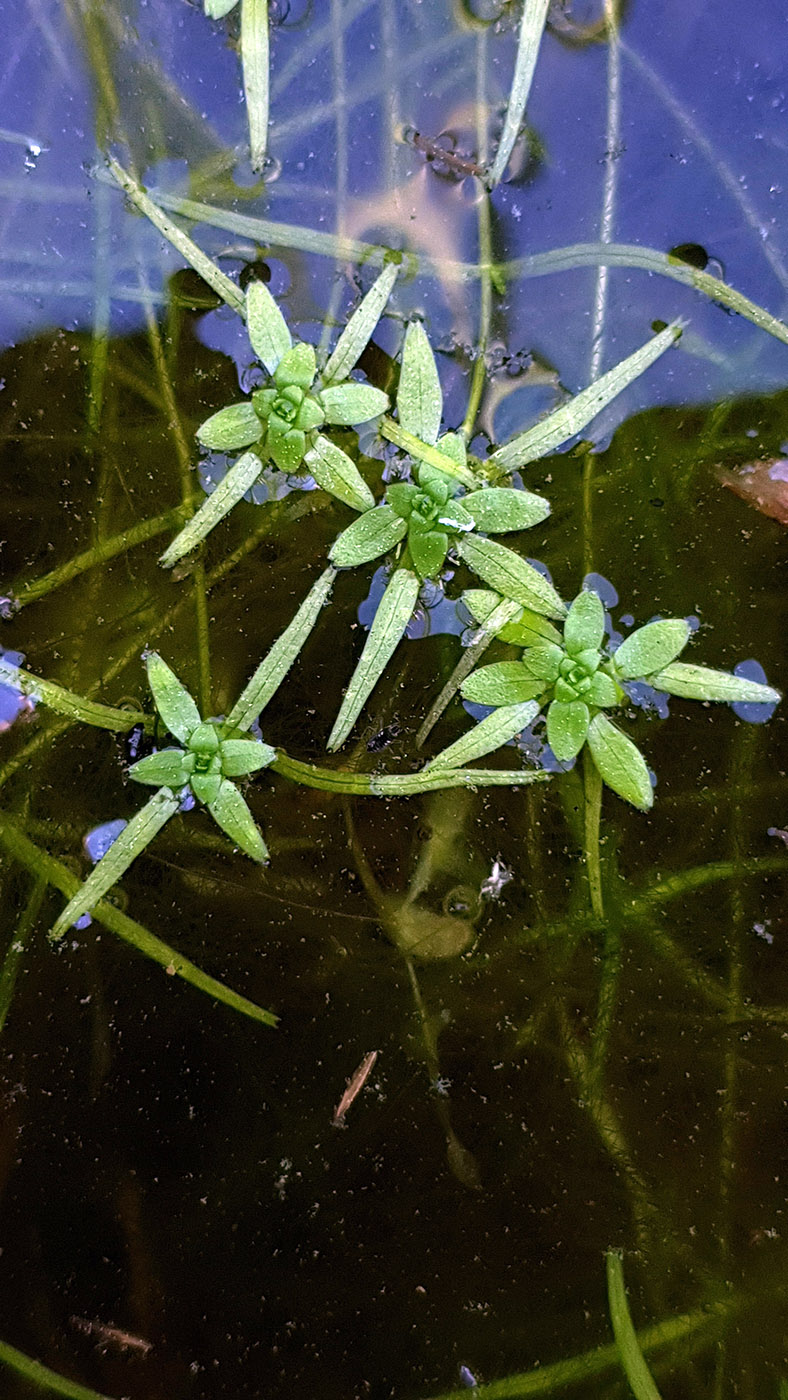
[606,1251,664,1400]
[246,279,291,372]
[379,418,478,487]
[227,566,337,730]
[546,699,591,762]
[613,620,691,679]
[564,588,606,655]
[320,382,388,425]
[304,435,375,512]
[208,779,268,862]
[397,321,442,445]
[488,322,682,473]
[51,789,180,938]
[487,0,551,187]
[160,451,263,567]
[146,653,201,741]
[323,262,399,384]
[329,505,407,568]
[273,751,549,795]
[650,662,781,705]
[327,569,420,750]
[219,738,276,776]
[457,534,566,618]
[587,713,653,810]
[0,1334,119,1400]
[206,0,239,16]
[0,661,149,733]
[0,811,277,1024]
[462,662,546,707]
[589,670,622,708]
[196,401,262,451]
[105,157,246,316]
[129,747,192,788]
[428,701,540,770]
[241,0,269,173]
[275,342,316,390]
[462,589,562,645]
[463,487,550,533]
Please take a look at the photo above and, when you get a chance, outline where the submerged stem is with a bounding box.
[583,747,604,919]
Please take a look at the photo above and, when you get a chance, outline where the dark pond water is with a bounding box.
[0,2,787,1398]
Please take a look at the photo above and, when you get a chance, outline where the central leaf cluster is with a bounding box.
[251,343,325,472]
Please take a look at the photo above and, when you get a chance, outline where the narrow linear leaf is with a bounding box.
[489,322,682,473]
[208,779,269,862]
[650,662,781,705]
[105,157,245,315]
[246,279,291,372]
[564,588,606,654]
[463,487,550,533]
[271,751,549,795]
[323,262,399,384]
[457,533,566,619]
[461,661,545,707]
[0,1334,117,1400]
[487,0,551,188]
[50,789,180,939]
[327,569,420,750]
[587,713,653,811]
[462,590,562,645]
[227,566,337,730]
[160,451,263,567]
[320,382,388,426]
[428,701,540,770]
[397,321,442,445]
[305,435,375,512]
[0,661,148,733]
[613,620,691,679]
[0,810,277,1025]
[329,505,407,568]
[606,1251,664,1400]
[241,0,269,173]
[196,401,261,451]
[145,653,201,742]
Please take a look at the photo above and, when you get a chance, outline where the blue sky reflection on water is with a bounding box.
[0,0,787,440]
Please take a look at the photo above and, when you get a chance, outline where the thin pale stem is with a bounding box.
[583,748,605,919]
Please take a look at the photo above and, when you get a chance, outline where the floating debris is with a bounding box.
[720,458,788,526]
[332,1050,378,1128]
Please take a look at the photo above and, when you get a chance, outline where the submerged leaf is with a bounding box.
[587,713,653,810]
[327,568,420,749]
[241,0,269,173]
[613,619,690,679]
[205,0,239,16]
[462,589,562,646]
[50,788,180,938]
[397,321,442,445]
[650,662,781,705]
[546,699,590,762]
[146,653,201,743]
[487,0,551,187]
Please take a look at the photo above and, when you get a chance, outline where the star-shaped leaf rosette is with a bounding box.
[49,569,552,938]
[160,265,397,567]
[458,584,781,810]
[325,321,563,750]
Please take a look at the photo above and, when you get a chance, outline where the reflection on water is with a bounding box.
[0,3,787,1398]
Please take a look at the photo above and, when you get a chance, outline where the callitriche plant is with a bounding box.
[160,264,397,566]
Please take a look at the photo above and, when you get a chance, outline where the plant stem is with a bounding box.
[583,747,605,919]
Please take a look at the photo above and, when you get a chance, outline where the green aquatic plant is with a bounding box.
[461,583,781,810]
[161,267,395,565]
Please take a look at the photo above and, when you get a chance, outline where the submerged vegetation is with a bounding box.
[0,1,787,1397]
